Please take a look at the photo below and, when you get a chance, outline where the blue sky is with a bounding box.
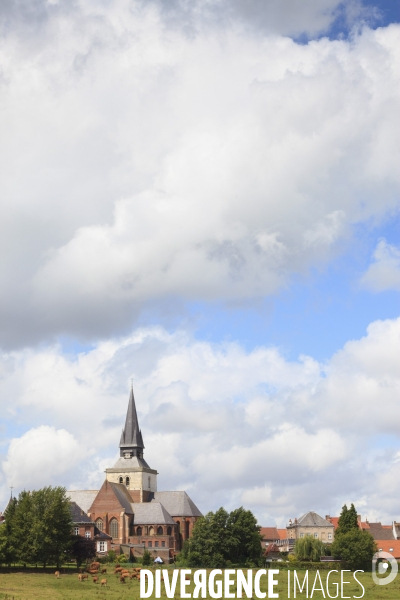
[0,0,399,525]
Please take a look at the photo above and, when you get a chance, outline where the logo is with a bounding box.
[372,551,398,586]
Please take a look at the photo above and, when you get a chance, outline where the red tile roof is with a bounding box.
[327,517,340,529]
[264,543,280,555]
[277,528,287,540]
[260,527,279,540]
[375,540,400,559]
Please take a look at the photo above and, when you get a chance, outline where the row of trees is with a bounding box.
[0,486,95,568]
[179,507,264,568]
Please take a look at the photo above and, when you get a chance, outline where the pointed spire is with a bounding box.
[119,385,145,458]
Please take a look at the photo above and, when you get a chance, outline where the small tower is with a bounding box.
[105,386,158,502]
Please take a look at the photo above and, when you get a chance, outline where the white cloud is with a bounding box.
[1,426,84,490]
[0,5,398,346]
[360,239,400,292]
[0,317,399,524]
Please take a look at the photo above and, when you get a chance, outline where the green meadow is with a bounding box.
[0,567,399,599]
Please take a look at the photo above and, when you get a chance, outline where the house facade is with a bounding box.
[68,387,202,561]
[287,512,335,543]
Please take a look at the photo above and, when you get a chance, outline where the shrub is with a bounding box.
[142,550,152,566]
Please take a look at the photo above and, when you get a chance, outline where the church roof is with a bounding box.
[109,482,135,514]
[132,502,175,525]
[67,490,99,514]
[70,501,94,524]
[111,455,151,470]
[120,386,144,451]
[153,491,203,517]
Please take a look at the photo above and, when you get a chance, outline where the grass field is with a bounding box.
[1,566,400,599]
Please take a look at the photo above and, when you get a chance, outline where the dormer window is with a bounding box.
[119,476,123,484]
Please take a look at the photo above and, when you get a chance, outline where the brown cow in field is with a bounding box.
[101,567,107,574]
[78,573,88,582]
[90,561,100,569]
[54,571,60,578]
[120,575,126,584]
[114,567,123,574]
[101,578,107,587]
[93,576,98,584]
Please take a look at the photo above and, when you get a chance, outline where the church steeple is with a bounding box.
[119,385,144,458]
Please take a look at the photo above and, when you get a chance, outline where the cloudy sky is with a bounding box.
[0,0,399,527]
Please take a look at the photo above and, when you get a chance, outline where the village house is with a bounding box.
[287,511,335,543]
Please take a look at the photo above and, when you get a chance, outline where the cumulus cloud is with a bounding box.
[0,317,399,524]
[360,239,400,292]
[0,2,398,347]
[1,426,84,490]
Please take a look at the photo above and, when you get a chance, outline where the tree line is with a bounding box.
[0,486,95,568]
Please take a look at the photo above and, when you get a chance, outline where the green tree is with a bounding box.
[226,507,263,566]
[10,491,36,567]
[30,486,73,568]
[0,525,7,565]
[3,497,18,566]
[185,506,263,568]
[331,528,376,570]
[336,503,359,536]
[70,535,96,568]
[295,537,326,562]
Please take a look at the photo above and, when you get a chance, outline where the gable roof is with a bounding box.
[292,512,334,528]
[153,491,202,517]
[132,502,175,525]
[367,523,395,541]
[260,527,279,540]
[277,528,287,540]
[109,482,135,514]
[265,543,280,555]
[70,501,94,524]
[67,491,99,514]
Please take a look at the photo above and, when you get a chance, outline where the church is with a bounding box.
[68,387,202,562]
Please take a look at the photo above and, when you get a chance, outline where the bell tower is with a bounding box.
[105,385,158,501]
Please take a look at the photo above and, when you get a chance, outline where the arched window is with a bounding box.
[119,476,123,484]
[148,476,151,489]
[157,526,163,535]
[110,519,119,539]
[176,521,180,532]
[167,526,172,536]
[95,518,103,532]
[149,526,154,536]
[136,526,142,536]
[185,521,190,538]
[126,476,130,488]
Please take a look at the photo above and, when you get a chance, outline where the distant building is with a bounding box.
[68,387,202,562]
[287,512,334,543]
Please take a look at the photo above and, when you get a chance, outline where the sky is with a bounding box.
[0,0,399,527]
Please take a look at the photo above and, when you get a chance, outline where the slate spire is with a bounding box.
[119,384,145,458]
